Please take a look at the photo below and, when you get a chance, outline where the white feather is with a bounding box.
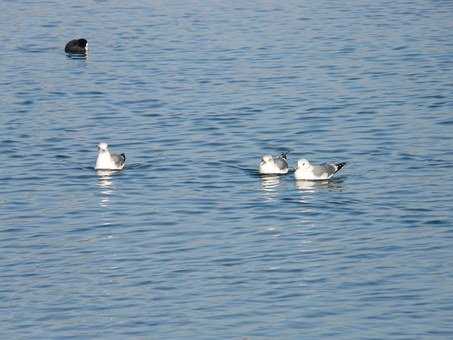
[95,143,125,170]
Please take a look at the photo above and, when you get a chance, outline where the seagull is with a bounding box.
[65,38,88,54]
[294,159,345,180]
[95,143,126,170]
[259,153,289,174]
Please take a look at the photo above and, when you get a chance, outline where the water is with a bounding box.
[2,0,453,338]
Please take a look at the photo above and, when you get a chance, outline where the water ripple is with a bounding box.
[1,0,453,339]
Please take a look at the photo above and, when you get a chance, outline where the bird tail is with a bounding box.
[121,153,126,162]
[335,162,346,172]
[280,152,288,160]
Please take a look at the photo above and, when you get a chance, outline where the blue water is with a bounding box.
[2,0,453,338]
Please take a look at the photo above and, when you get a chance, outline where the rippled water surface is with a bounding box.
[2,0,453,338]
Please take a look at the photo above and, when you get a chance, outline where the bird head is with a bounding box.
[261,155,273,163]
[297,159,310,169]
[97,142,109,152]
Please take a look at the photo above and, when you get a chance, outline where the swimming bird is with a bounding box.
[65,38,88,54]
[294,159,345,180]
[95,143,126,170]
[259,153,289,174]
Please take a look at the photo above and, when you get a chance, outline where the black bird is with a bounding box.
[65,38,88,54]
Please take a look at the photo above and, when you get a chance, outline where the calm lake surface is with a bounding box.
[1,0,453,338]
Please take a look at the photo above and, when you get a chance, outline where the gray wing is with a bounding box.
[111,153,126,167]
[273,156,289,170]
[312,163,337,177]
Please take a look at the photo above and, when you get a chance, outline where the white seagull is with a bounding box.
[259,153,289,174]
[294,159,345,180]
[95,143,126,170]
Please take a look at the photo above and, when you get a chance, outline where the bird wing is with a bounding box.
[111,153,126,167]
[273,156,289,170]
[312,164,337,177]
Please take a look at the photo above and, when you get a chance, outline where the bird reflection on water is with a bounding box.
[295,178,344,193]
[260,174,282,201]
[96,170,116,207]
[294,179,345,207]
